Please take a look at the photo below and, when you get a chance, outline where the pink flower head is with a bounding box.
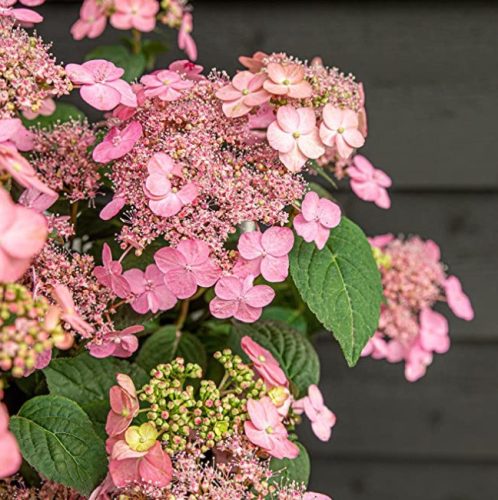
[360,331,389,360]
[241,336,288,388]
[419,308,450,354]
[144,153,198,218]
[0,0,43,25]
[66,60,137,111]
[267,106,325,172]
[0,188,48,283]
[93,121,142,163]
[348,155,392,209]
[154,239,221,299]
[52,284,95,337]
[89,325,143,359]
[110,0,159,32]
[123,264,177,314]
[178,12,197,61]
[0,403,22,479]
[70,0,107,40]
[168,60,204,81]
[295,385,336,442]
[94,243,131,298]
[140,69,194,102]
[19,187,58,213]
[444,275,474,321]
[237,227,294,283]
[100,194,126,221]
[404,342,433,382]
[216,71,271,118]
[210,275,275,323]
[263,62,312,98]
[319,105,365,159]
[368,233,394,249]
[239,51,268,73]
[105,374,139,436]
[244,397,299,459]
[293,191,341,250]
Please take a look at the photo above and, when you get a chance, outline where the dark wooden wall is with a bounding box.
[36,2,498,498]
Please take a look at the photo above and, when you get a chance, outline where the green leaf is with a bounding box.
[261,306,307,333]
[85,45,146,82]
[10,396,107,496]
[230,320,320,397]
[270,442,310,487]
[290,216,383,367]
[136,326,207,374]
[22,103,85,129]
[141,39,169,69]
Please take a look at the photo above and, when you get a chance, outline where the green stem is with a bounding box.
[175,299,190,330]
[131,29,142,54]
[314,164,338,189]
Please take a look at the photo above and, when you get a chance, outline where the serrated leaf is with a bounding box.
[290,217,382,367]
[85,45,146,82]
[10,396,107,496]
[231,320,320,397]
[136,326,207,374]
[270,441,310,487]
[22,103,85,129]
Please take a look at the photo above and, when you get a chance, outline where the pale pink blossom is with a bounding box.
[237,227,294,283]
[100,195,126,220]
[123,264,177,314]
[93,121,142,163]
[419,308,450,354]
[304,494,332,500]
[110,0,159,32]
[210,275,275,323]
[244,397,299,459]
[89,325,143,359]
[144,152,198,217]
[0,403,22,479]
[241,336,288,388]
[360,331,389,360]
[178,12,197,61]
[94,243,131,298]
[444,275,474,321]
[0,0,43,25]
[141,69,194,102]
[404,342,433,382]
[70,0,107,40]
[263,62,312,98]
[293,191,341,250]
[216,71,270,118]
[22,97,55,120]
[66,60,137,111]
[319,105,365,159]
[52,284,95,337]
[154,239,221,299]
[348,155,392,209]
[267,106,325,172]
[239,51,268,73]
[105,374,139,436]
[169,59,204,80]
[0,188,48,283]
[368,233,394,249]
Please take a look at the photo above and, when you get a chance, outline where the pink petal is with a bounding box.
[301,191,320,221]
[244,284,275,308]
[297,129,325,160]
[139,442,172,487]
[262,227,294,257]
[296,108,316,135]
[321,105,343,130]
[293,215,318,243]
[279,144,307,172]
[81,83,122,111]
[276,105,300,133]
[318,199,341,228]
[100,196,125,220]
[238,231,264,260]
[342,128,365,149]
[288,80,312,99]
[214,276,242,300]
[154,247,185,273]
[311,419,333,442]
[209,297,238,319]
[445,276,474,321]
[267,122,294,154]
[260,255,289,283]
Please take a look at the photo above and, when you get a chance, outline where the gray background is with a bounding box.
[37,1,498,498]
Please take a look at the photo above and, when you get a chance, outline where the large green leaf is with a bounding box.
[136,326,207,374]
[290,216,383,367]
[231,320,320,397]
[270,442,310,487]
[10,396,107,496]
[85,45,146,82]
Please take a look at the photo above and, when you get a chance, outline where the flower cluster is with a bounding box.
[362,235,474,381]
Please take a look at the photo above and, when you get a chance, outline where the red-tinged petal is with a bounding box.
[139,442,172,487]
[164,268,197,300]
[235,302,262,323]
[266,63,287,84]
[107,79,137,108]
[177,182,198,205]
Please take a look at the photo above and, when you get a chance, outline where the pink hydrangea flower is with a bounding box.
[93,121,143,163]
[210,275,275,323]
[22,97,56,120]
[419,308,450,354]
[110,0,159,32]
[140,69,194,102]
[294,385,336,442]
[66,60,137,111]
[244,397,299,459]
[19,188,58,213]
[0,0,43,25]
[216,71,270,118]
[52,284,95,337]
[178,12,197,61]
[241,336,288,388]
[237,227,294,283]
[100,194,126,221]
[123,264,177,314]
[319,104,365,159]
[293,191,341,250]
[239,51,268,73]
[168,60,204,81]
[89,325,143,359]
[267,106,324,172]
[94,243,131,298]
[348,155,392,209]
[70,0,106,40]
[444,275,474,321]
[105,374,139,436]
[360,331,389,360]
[0,403,22,479]
[263,62,312,98]
[0,188,48,283]
[154,239,221,299]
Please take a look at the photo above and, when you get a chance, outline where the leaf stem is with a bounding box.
[314,164,338,189]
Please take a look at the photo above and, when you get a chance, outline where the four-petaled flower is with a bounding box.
[89,325,143,359]
[70,0,106,40]
[93,121,143,163]
[263,62,312,98]
[110,0,159,32]
[94,243,131,298]
[141,69,194,102]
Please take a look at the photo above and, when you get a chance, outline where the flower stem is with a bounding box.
[175,299,190,330]
[131,29,142,55]
[314,164,338,189]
